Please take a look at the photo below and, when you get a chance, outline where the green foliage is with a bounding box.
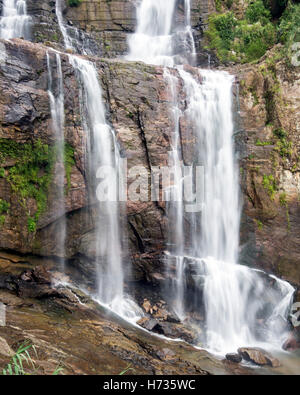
[255,139,273,146]
[245,0,272,24]
[279,192,287,206]
[275,138,292,158]
[262,174,277,200]
[2,341,36,375]
[0,139,56,233]
[273,127,287,139]
[278,2,300,45]
[255,219,263,230]
[205,1,276,63]
[68,0,82,6]
[1,340,64,375]
[272,128,292,158]
[0,215,5,227]
[0,199,10,214]
[205,0,300,63]
[0,168,5,178]
[119,364,134,375]
[0,199,10,228]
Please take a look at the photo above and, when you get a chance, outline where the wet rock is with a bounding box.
[282,329,300,351]
[226,353,242,363]
[142,299,151,314]
[155,348,176,361]
[238,347,281,367]
[137,317,160,332]
[155,322,198,344]
[0,336,14,357]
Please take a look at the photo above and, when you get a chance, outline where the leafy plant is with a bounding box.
[2,340,64,375]
[255,139,273,146]
[245,0,272,24]
[119,364,134,375]
[68,0,82,6]
[0,139,56,232]
[2,341,36,375]
[262,174,277,200]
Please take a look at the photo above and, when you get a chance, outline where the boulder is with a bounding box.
[238,347,280,367]
[226,353,242,363]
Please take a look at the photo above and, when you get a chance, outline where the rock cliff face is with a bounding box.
[235,48,300,290]
[0,0,299,374]
[0,39,174,284]
[0,0,299,292]
[15,0,216,63]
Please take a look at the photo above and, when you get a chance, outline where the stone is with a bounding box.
[142,300,151,314]
[282,329,300,351]
[0,336,14,358]
[238,347,281,367]
[137,317,160,332]
[226,353,242,363]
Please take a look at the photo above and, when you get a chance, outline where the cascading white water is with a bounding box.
[55,2,142,321]
[0,0,31,39]
[127,0,176,66]
[56,0,91,56]
[129,0,295,354]
[47,52,66,264]
[68,55,125,313]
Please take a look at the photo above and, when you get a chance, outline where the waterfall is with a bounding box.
[68,55,125,314]
[0,0,31,39]
[129,0,295,354]
[55,0,92,56]
[47,52,66,265]
[127,0,176,66]
[55,3,141,320]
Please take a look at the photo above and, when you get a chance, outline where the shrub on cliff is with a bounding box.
[205,0,299,64]
[68,0,82,7]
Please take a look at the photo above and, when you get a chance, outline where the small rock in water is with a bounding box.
[225,353,242,363]
[282,329,300,351]
[142,299,151,313]
[238,347,280,367]
[137,317,160,331]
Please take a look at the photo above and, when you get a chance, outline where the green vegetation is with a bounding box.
[2,341,36,375]
[278,2,300,51]
[205,0,300,64]
[255,219,263,230]
[0,198,10,228]
[262,174,277,199]
[0,139,76,232]
[255,139,273,146]
[0,139,55,233]
[68,0,82,6]
[2,340,63,375]
[0,199,10,214]
[273,128,293,158]
[279,192,287,206]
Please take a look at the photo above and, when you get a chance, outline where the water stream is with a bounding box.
[46,52,66,267]
[127,0,295,354]
[55,0,141,320]
[0,0,31,39]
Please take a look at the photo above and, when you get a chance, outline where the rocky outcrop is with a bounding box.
[4,0,216,64]
[0,39,186,289]
[238,347,281,367]
[0,257,256,375]
[233,46,300,292]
